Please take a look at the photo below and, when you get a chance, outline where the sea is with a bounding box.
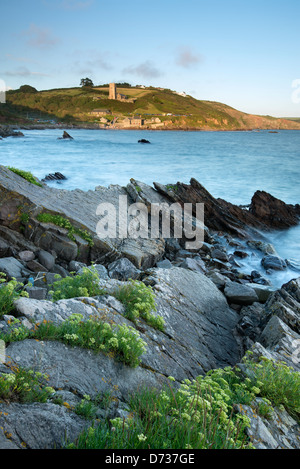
[0,127,299,288]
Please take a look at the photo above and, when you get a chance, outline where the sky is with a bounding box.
[1,0,300,117]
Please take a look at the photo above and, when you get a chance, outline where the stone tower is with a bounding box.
[109,83,117,100]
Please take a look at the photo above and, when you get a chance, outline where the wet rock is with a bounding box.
[247,240,277,255]
[42,172,67,182]
[138,139,150,144]
[261,255,287,271]
[234,250,249,258]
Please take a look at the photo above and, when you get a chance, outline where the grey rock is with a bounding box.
[156,259,173,269]
[50,264,70,278]
[18,250,35,262]
[0,402,90,449]
[224,282,259,305]
[108,257,141,280]
[261,255,287,271]
[38,250,55,270]
[0,257,27,280]
[179,256,206,273]
[211,248,229,262]
[207,271,227,289]
[25,286,48,300]
[68,260,87,273]
[247,240,277,255]
[245,283,275,302]
[26,259,47,273]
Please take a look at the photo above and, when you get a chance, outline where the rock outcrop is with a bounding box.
[0,166,299,449]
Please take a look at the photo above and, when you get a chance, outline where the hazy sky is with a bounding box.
[1,0,300,116]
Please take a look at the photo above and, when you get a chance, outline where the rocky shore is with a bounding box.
[0,166,299,449]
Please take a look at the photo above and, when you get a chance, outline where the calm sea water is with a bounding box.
[0,128,299,287]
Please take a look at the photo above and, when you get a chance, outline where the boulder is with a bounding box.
[261,255,287,271]
[38,250,56,270]
[224,282,259,305]
[0,257,29,280]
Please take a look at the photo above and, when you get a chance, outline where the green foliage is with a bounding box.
[0,365,55,404]
[114,280,165,331]
[31,313,147,368]
[0,274,29,318]
[36,212,94,246]
[74,394,98,420]
[67,370,254,449]
[48,267,103,301]
[80,78,94,88]
[242,352,300,422]
[7,167,43,187]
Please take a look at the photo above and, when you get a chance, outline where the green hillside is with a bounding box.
[2,84,300,131]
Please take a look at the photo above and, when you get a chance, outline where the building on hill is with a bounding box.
[108,83,136,103]
[90,109,111,117]
[109,83,117,100]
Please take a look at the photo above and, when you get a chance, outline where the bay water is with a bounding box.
[0,128,299,287]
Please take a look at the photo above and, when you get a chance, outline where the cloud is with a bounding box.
[22,24,60,48]
[122,61,163,79]
[6,54,37,64]
[43,0,94,10]
[176,47,203,68]
[3,67,50,77]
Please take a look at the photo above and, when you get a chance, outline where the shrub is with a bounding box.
[7,167,43,187]
[0,274,29,318]
[36,212,94,246]
[49,267,103,301]
[0,365,55,404]
[114,280,165,331]
[32,314,147,368]
[67,371,254,450]
[243,352,300,422]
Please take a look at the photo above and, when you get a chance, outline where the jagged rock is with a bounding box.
[108,257,141,280]
[249,190,300,229]
[224,282,259,305]
[179,256,206,273]
[235,399,300,449]
[57,131,73,140]
[42,172,67,182]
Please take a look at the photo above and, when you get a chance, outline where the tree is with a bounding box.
[18,85,38,93]
[80,78,94,88]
